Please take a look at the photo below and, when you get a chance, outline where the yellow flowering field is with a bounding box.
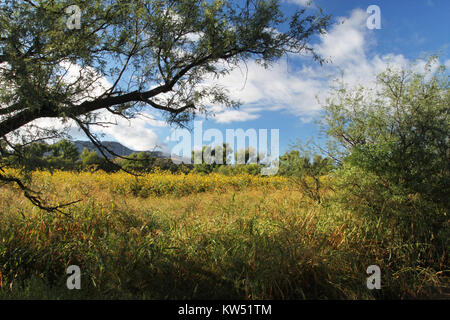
[2,168,290,199]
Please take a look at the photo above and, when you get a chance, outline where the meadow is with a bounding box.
[0,169,447,299]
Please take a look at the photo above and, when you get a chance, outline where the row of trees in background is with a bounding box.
[0,140,180,173]
[0,138,335,179]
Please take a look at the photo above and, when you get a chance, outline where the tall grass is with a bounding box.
[0,170,447,299]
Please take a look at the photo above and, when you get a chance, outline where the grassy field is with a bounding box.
[0,170,447,299]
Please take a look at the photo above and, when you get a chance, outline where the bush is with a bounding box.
[322,57,449,254]
[279,149,334,203]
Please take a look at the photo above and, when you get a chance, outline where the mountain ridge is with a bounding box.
[72,140,166,159]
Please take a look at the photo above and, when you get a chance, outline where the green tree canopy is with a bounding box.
[50,139,80,162]
[322,56,449,245]
[279,150,332,178]
[80,148,102,167]
[120,151,156,172]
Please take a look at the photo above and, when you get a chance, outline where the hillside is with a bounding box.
[73,140,165,159]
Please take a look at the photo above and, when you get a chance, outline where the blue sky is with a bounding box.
[65,0,450,156]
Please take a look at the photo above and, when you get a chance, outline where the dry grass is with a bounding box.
[0,170,447,299]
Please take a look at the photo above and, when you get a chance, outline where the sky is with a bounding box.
[39,0,450,157]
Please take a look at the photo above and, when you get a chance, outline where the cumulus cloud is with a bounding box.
[214,110,260,123]
[205,8,446,124]
[27,110,165,152]
[285,0,314,7]
[99,116,161,151]
[208,59,328,120]
[445,59,450,69]
[201,10,373,122]
[58,60,111,101]
[9,61,166,151]
[313,9,368,65]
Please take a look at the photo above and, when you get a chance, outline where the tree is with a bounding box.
[212,143,233,165]
[47,139,80,170]
[322,57,449,246]
[192,143,233,173]
[279,149,333,203]
[0,0,330,210]
[153,157,184,173]
[120,151,155,172]
[10,141,50,170]
[50,139,79,162]
[192,145,214,173]
[80,148,103,169]
[234,146,267,165]
[2,139,81,171]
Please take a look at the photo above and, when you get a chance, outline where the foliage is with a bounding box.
[192,143,234,174]
[3,139,81,171]
[119,152,156,173]
[214,163,263,176]
[234,146,264,164]
[0,0,331,149]
[279,149,333,203]
[322,57,449,254]
[80,148,103,168]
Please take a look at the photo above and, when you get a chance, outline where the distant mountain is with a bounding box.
[73,140,165,159]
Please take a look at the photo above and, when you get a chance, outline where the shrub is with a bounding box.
[322,57,449,255]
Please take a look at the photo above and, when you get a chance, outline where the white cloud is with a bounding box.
[100,116,161,151]
[285,0,314,7]
[205,8,446,124]
[58,60,111,102]
[314,9,368,65]
[70,107,167,151]
[203,58,328,122]
[214,110,260,123]
[23,110,164,152]
[198,10,375,122]
[4,61,168,151]
[445,59,450,69]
